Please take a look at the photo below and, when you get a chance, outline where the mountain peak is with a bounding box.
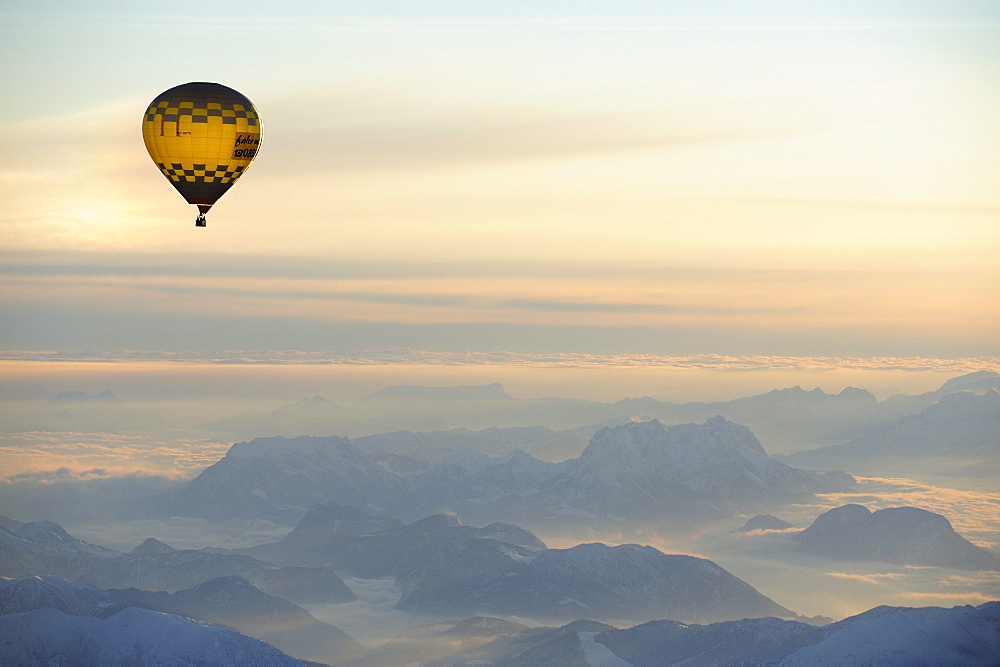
[17,520,76,545]
[49,390,121,404]
[407,513,461,532]
[837,386,876,400]
[797,504,999,570]
[131,537,176,555]
[938,370,1000,393]
[739,514,794,532]
[294,395,331,404]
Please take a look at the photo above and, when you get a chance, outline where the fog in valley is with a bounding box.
[2,365,997,664]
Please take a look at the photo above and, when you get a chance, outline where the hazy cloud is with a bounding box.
[0,471,182,526]
[896,591,996,604]
[0,431,230,479]
[825,572,908,585]
[1,349,996,374]
[815,476,1000,548]
[68,516,290,553]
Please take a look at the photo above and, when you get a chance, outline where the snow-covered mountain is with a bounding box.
[415,541,796,625]
[230,501,406,567]
[611,385,883,454]
[0,606,307,665]
[0,520,120,578]
[394,448,570,523]
[598,615,825,665]
[531,418,853,526]
[221,505,790,626]
[114,575,362,664]
[429,618,622,666]
[0,517,357,606]
[166,435,414,523]
[0,572,359,665]
[159,417,852,529]
[775,601,1000,665]
[795,504,1000,570]
[432,602,1000,666]
[326,512,545,585]
[220,503,545,578]
[0,574,128,618]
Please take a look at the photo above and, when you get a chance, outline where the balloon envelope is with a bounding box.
[141,82,261,223]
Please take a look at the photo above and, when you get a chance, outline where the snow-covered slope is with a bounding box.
[534,418,853,524]
[0,606,306,665]
[114,575,362,664]
[598,615,824,665]
[157,418,851,528]
[167,435,413,523]
[0,520,121,579]
[437,601,1000,666]
[2,519,354,605]
[429,619,621,666]
[0,574,128,618]
[394,447,569,522]
[403,542,796,625]
[778,602,1000,665]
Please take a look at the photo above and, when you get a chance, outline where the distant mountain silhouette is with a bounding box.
[785,389,1000,476]
[221,504,798,626]
[795,504,1000,570]
[0,391,166,433]
[114,575,362,664]
[739,514,795,532]
[160,417,853,529]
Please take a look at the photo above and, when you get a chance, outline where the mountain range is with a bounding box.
[0,519,356,606]
[784,389,1000,479]
[160,416,854,529]
[447,601,1000,666]
[113,575,363,663]
[190,371,1000,458]
[0,606,311,666]
[4,371,998,664]
[215,502,801,626]
[4,572,996,665]
[0,572,359,665]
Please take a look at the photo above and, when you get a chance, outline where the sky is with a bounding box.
[2,0,998,401]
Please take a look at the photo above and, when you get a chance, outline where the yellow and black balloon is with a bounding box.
[142,82,261,227]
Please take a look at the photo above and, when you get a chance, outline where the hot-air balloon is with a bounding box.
[141,82,261,227]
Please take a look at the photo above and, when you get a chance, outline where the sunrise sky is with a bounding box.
[2,1,998,401]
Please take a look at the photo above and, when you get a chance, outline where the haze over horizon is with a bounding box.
[1,2,998,665]
[3,1,998,373]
